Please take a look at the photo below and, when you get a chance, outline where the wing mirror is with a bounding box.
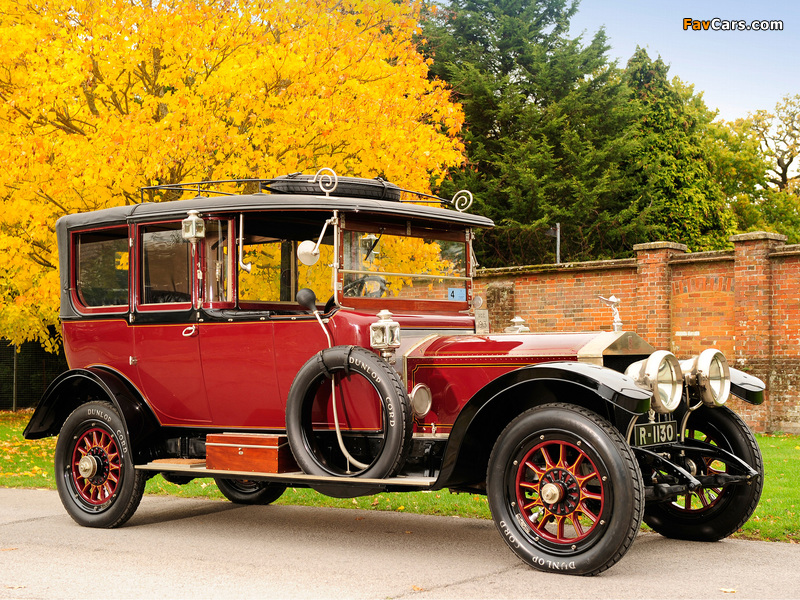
[297,240,319,266]
[297,216,335,266]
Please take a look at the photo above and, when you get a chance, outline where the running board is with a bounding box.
[136,460,437,490]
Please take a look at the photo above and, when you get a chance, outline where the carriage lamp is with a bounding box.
[625,350,684,414]
[370,309,401,363]
[182,210,206,243]
[681,349,731,407]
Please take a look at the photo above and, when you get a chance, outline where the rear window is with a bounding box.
[74,228,129,308]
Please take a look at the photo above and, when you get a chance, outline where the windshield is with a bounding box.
[341,228,469,305]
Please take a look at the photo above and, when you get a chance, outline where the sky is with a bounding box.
[568,0,800,122]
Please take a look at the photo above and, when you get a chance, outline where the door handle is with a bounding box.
[182,325,197,337]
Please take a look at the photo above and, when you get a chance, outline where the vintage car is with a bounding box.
[24,171,766,575]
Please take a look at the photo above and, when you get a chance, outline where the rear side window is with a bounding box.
[75,228,130,308]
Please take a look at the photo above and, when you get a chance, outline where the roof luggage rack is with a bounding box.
[140,168,473,212]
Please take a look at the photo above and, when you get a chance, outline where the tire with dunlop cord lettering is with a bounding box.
[214,478,287,505]
[486,403,643,576]
[286,345,412,480]
[55,401,146,528]
[643,406,763,541]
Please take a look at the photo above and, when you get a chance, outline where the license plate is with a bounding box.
[633,421,678,447]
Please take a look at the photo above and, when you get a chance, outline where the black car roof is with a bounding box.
[57,192,495,231]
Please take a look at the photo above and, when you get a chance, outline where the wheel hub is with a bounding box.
[539,468,580,516]
[540,482,563,504]
[78,455,100,479]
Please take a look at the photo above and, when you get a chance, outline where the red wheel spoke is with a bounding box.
[539,511,555,529]
[522,498,544,512]
[567,451,584,474]
[556,444,567,469]
[524,459,545,478]
[569,514,586,537]
[580,488,602,502]
[574,470,598,487]
[578,503,599,523]
[541,447,557,471]
[555,517,567,541]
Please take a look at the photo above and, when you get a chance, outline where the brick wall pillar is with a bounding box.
[731,232,786,366]
[730,232,786,430]
[486,281,515,333]
[633,242,687,349]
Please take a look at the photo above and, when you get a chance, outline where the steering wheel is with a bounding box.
[343,275,388,298]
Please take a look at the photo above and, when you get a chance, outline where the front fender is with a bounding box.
[433,361,652,489]
[730,367,765,405]
[23,367,160,463]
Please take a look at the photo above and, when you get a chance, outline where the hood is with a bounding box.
[404,330,655,365]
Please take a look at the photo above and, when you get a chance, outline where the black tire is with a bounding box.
[54,401,146,528]
[267,174,401,201]
[487,403,643,576]
[286,345,412,479]
[644,406,763,541]
[214,478,287,505]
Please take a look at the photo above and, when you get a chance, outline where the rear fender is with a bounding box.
[23,367,160,463]
[433,362,652,489]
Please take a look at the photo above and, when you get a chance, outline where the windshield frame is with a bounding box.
[335,214,474,313]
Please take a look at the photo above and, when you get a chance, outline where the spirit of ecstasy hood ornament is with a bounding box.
[598,295,623,332]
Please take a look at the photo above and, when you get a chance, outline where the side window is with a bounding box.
[75,228,129,309]
[239,239,333,304]
[298,244,334,300]
[141,224,192,305]
[203,220,232,304]
[239,240,293,302]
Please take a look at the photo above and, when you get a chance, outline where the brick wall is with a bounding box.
[474,232,800,434]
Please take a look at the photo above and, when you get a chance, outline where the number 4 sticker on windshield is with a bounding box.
[448,288,467,301]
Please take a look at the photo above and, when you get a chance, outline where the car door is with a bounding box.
[132,221,212,425]
[196,217,282,428]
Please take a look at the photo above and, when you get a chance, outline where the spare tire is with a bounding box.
[286,345,412,479]
[267,174,402,201]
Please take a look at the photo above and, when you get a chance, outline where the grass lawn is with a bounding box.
[2,409,797,541]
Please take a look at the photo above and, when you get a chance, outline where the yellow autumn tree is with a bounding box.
[0,0,465,350]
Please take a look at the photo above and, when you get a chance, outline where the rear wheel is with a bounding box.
[214,478,287,505]
[644,406,763,541]
[55,401,146,528]
[487,403,643,576]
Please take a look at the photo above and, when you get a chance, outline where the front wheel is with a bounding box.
[643,406,763,541]
[487,404,643,576]
[54,401,146,528]
[214,478,287,505]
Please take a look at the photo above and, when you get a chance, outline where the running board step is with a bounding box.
[136,461,437,489]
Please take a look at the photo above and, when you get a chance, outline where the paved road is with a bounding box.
[1,487,798,599]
